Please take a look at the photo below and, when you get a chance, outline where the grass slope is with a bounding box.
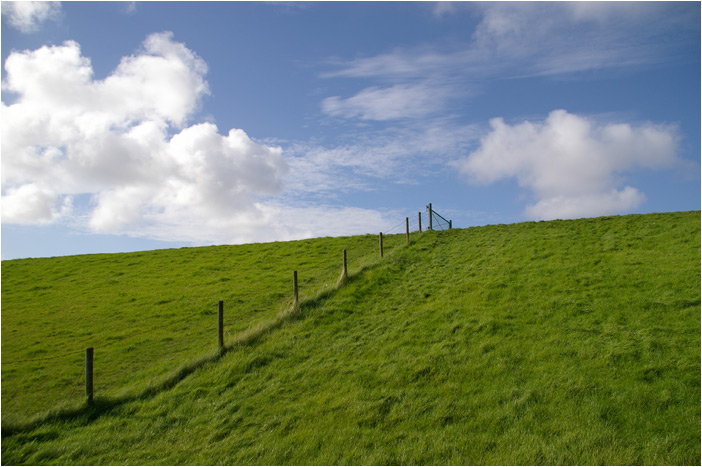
[1,234,390,424]
[2,211,700,465]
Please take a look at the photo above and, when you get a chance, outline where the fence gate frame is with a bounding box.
[426,203,452,231]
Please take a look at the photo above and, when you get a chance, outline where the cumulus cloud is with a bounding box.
[458,110,679,220]
[1,184,72,225]
[1,32,288,239]
[1,1,61,33]
[1,32,402,245]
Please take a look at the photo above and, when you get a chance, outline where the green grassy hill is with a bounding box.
[2,211,700,464]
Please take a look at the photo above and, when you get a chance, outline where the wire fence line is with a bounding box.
[3,308,206,365]
[425,204,453,231]
[384,210,436,235]
[4,203,454,407]
[430,211,451,231]
[384,220,406,234]
[5,204,452,367]
[3,348,88,365]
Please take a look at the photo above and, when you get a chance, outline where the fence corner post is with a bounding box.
[428,203,433,231]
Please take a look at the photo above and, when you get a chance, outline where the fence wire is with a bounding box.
[427,206,452,231]
[3,308,205,366]
[5,203,450,414]
[383,212,429,235]
[430,212,451,231]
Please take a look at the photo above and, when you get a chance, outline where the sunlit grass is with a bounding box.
[2,211,699,465]
[1,233,392,424]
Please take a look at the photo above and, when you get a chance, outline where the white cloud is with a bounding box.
[1,1,61,33]
[1,184,71,225]
[0,32,403,245]
[457,110,679,220]
[1,33,287,239]
[523,187,646,221]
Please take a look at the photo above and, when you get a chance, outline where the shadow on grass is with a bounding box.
[231,259,377,347]
[1,347,225,438]
[1,258,387,438]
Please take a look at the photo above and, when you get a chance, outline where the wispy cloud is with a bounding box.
[122,201,395,246]
[124,2,137,15]
[323,2,697,82]
[457,110,680,220]
[1,1,61,33]
[432,2,459,18]
[283,121,482,197]
[321,82,455,121]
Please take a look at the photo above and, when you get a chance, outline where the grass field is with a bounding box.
[2,211,700,464]
[1,233,394,424]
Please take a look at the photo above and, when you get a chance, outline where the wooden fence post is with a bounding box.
[293,270,299,304]
[85,347,94,404]
[406,217,410,244]
[218,300,224,350]
[428,203,433,231]
[418,212,422,233]
[342,249,348,278]
[379,232,384,258]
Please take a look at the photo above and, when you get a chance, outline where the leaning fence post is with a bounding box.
[293,270,299,304]
[418,212,422,233]
[406,217,410,244]
[379,232,384,258]
[85,347,94,404]
[218,300,224,350]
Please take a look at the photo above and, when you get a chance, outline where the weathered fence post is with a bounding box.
[428,203,433,231]
[449,220,452,230]
[293,270,299,304]
[342,249,348,279]
[406,217,410,244]
[85,347,94,404]
[418,212,422,233]
[218,300,224,350]
[379,232,384,258]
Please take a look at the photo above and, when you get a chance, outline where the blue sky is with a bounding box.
[1,1,700,260]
